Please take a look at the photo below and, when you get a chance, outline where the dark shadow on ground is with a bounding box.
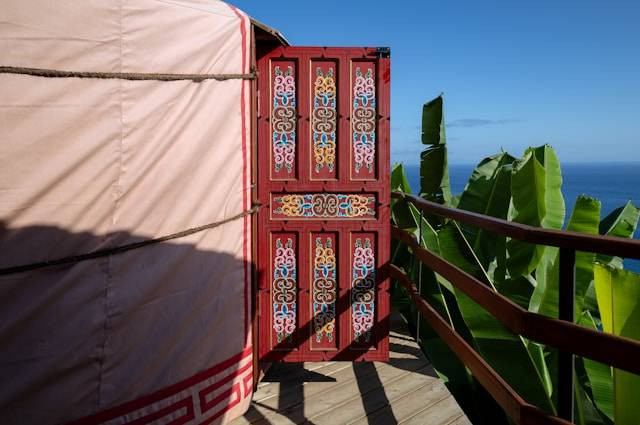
[262,363,337,383]
[353,362,397,424]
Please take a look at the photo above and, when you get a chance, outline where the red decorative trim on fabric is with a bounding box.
[197,383,242,425]
[242,373,253,398]
[68,347,251,425]
[198,361,252,413]
[125,397,194,425]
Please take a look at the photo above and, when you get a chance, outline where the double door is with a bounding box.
[257,47,389,361]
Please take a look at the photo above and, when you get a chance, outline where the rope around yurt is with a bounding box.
[0,204,262,275]
[1,64,259,274]
[0,65,256,82]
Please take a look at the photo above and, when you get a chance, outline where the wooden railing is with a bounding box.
[390,191,640,425]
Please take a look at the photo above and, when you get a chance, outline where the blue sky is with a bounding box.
[232,0,639,166]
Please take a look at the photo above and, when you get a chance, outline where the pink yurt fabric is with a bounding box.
[0,1,253,423]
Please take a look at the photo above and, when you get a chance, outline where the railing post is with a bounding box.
[416,209,423,344]
[558,248,576,422]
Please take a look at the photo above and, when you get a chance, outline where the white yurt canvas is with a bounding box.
[0,1,253,423]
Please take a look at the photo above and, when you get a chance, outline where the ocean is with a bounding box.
[402,162,640,272]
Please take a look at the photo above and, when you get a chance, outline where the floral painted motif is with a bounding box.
[312,67,337,173]
[273,237,296,342]
[352,67,376,173]
[272,66,296,174]
[312,237,337,342]
[272,194,375,218]
[352,237,375,342]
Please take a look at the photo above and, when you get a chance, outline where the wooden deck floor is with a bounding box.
[231,314,470,425]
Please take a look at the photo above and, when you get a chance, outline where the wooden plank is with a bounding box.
[231,314,469,425]
[247,327,428,422]
[244,362,354,422]
[242,361,371,423]
[311,365,442,424]
[249,362,416,424]
[347,380,450,425]
[447,414,474,425]
[227,413,254,425]
[254,362,340,394]
[399,396,467,425]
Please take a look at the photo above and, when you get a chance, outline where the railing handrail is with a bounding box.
[391,191,640,259]
[392,225,640,374]
[390,190,640,424]
[389,264,571,425]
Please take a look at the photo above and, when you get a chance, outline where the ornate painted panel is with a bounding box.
[271,193,376,219]
[271,233,297,349]
[310,61,338,180]
[310,233,338,350]
[258,47,389,362]
[271,61,297,180]
[351,233,376,344]
[351,62,377,180]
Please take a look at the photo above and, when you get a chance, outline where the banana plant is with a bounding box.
[507,145,565,277]
[420,95,451,205]
[529,195,601,318]
[437,222,556,413]
[594,265,640,425]
[456,152,515,271]
[583,202,640,315]
[390,94,640,425]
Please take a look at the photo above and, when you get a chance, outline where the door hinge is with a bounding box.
[375,47,390,58]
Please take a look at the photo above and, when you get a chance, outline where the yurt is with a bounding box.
[0,1,390,424]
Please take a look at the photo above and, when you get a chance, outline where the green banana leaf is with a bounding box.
[457,152,515,269]
[420,95,451,204]
[408,203,441,256]
[577,311,614,422]
[406,201,478,346]
[390,163,419,279]
[437,222,556,414]
[597,202,640,268]
[391,163,418,230]
[450,194,461,208]
[392,162,412,193]
[584,202,639,315]
[508,145,565,277]
[594,265,640,425]
[528,245,558,314]
[421,95,446,146]
[405,203,461,332]
[573,368,614,425]
[571,197,602,315]
[457,153,513,216]
[495,274,535,309]
[488,238,508,288]
[527,341,554,398]
[530,195,601,318]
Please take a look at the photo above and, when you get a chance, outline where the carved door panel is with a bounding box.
[257,47,389,361]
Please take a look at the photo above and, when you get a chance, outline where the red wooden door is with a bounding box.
[257,47,390,361]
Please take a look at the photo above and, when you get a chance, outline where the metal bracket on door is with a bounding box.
[375,47,390,58]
